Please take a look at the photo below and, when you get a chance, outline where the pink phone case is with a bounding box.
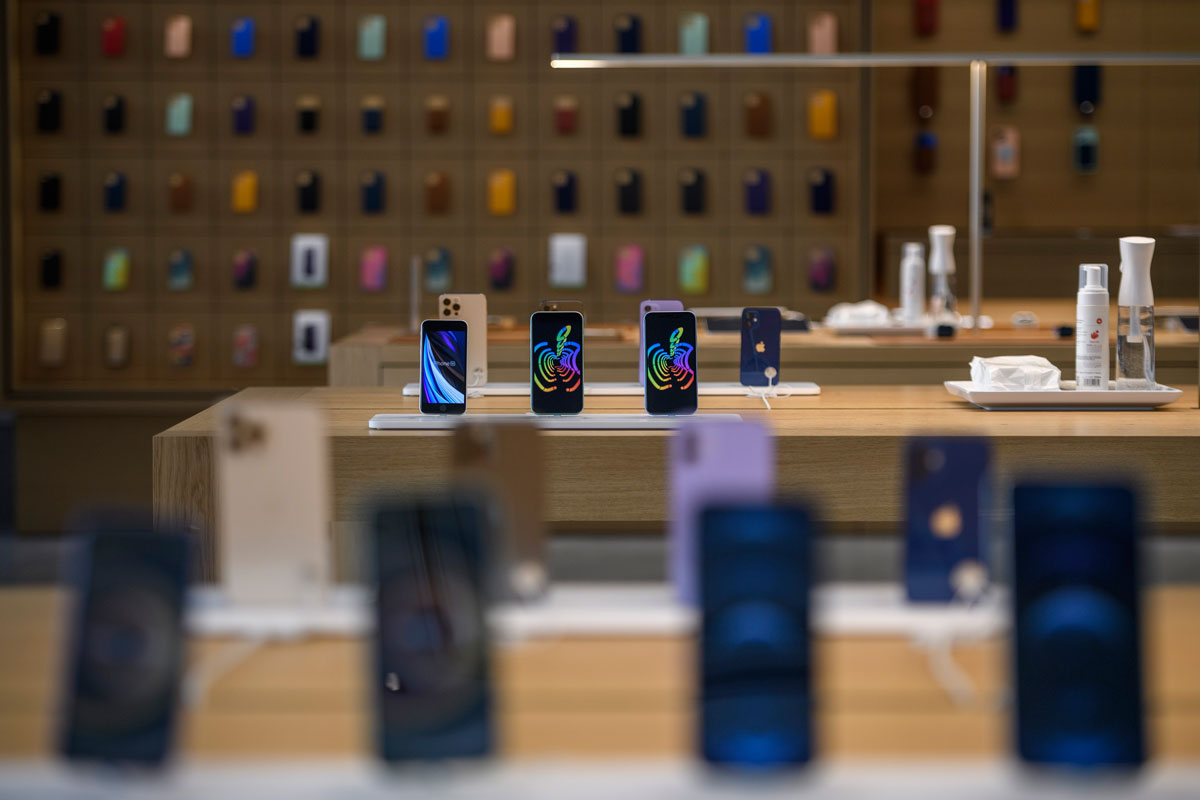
[486,13,516,62]
[614,244,645,294]
[359,245,388,292]
[807,12,838,54]
[669,420,775,604]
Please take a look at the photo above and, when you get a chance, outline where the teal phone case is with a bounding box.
[678,244,709,294]
[679,13,709,55]
[424,247,452,293]
[165,93,193,136]
[358,15,386,61]
[742,245,772,294]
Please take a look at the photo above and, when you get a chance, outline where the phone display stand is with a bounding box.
[403,381,821,398]
[370,413,744,430]
[187,585,369,639]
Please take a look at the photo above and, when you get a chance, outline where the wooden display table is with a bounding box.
[153,386,1200,582]
[2,587,1199,760]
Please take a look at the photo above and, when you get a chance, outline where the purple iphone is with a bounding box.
[639,299,684,386]
[669,420,775,604]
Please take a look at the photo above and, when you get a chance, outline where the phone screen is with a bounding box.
[371,497,491,761]
[530,311,584,415]
[1013,484,1144,768]
[644,311,698,415]
[420,320,468,414]
[700,503,813,768]
[60,529,190,766]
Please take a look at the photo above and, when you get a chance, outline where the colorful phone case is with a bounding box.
[616,92,641,137]
[361,170,385,214]
[103,248,130,291]
[638,300,685,386]
[423,15,450,60]
[489,95,514,135]
[489,248,515,290]
[232,249,257,289]
[424,247,452,293]
[358,14,386,61]
[232,94,255,134]
[808,168,835,215]
[992,125,1021,179]
[614,244,645,294]
[553,170,578,213]
[744,13,773,54]
[487,169,516,216]
[1074,125,1099,173]
[680,92,707,138]
[615,14,642,53]
[669,420,775,603]
[553,95,579,135]
[552,15,577,53]
[679,13,709,55]
[232,324,259,368]
[167,324,195,367]
[680,169,706,215]
[164,14,193,59]
[295,16,320,58]
[101,16,126,58]
[740,308,782,387]
[103,94,125,134]
[742,245,773,294]
[167,248,193,291]
[103,172,126,212]
[744,91,772,138]
[678,245,709,294]
[486,14,516,62]
[231,170,258,214]
[231,17,256,58]
[360,245,387,292]
[808,11,839,54]
[616,168,642,215]
[808,245,836,292]
[807,90,838,140]
[361,95,385,133]
[165,93,193,137]
[743,168,771,216]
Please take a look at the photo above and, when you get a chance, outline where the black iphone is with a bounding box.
[420,319,468,415]
[530,310,584,415]
[59,524,191,767]
[371,494,492,762]
[643,310,698,415]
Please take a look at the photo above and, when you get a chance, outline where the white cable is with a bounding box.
[913,561,992,709]
[183,637,266,709]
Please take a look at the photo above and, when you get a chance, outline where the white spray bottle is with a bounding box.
[1116,236,1156,390]
[1075,264,1109,391]
[928,225,957,324]
[899,242,926,325]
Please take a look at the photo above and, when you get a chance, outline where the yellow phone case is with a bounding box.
[231,170,258,214]
[808,89,838,141]
[1076,0,1100,32]
[489,95,514,135]
[487,168,516,216]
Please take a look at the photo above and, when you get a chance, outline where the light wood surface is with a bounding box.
[2,587,1198,760]
[153,384,1200,581]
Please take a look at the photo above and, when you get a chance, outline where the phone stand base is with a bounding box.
[369,413,744,430]
[187,585,369,639]
[401,381,821,398]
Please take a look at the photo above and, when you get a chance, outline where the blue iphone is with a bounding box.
[1013,483,1145,769]
[904,437,990,602]
[740,307,781,387]
[700,503,813,769]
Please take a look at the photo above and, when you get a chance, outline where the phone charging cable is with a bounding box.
[747,367,796,410]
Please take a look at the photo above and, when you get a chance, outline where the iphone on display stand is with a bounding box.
[740,307,782,387]
[420,319,468,415]
[638,300,685,386]
[643,310,698,415]
[530,310,585,415]
[438,293,488,388]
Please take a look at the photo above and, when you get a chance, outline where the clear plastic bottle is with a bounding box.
[1115,236,1157,390]
[928,225,957,323]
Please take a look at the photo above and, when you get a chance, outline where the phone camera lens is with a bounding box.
[452,303,460,311]
[442,298,451,306]
[443,308,451,316]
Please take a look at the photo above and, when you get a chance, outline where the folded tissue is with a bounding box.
[970,356,1062,391]
[825,300,892,328]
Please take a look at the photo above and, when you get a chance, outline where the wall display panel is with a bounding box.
[5,0,868,393]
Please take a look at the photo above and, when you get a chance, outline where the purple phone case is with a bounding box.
[638,299,685,385]
[669,419,775,604]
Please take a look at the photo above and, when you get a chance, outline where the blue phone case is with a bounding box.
[553,170,578,213]
[680,92,707,138]
[616,168,642,215]
[1013,484,1144,769]
[361,102,383,134]
[743,169,771,216]
[904,437,990,603]
[103,172,126,211]
[808,168,835,215]
[742,245,772,294]
[424,247,452,293]
[231,17,255,58]
[743,12,773,53]
[740,307,781,386]
[165,93,193,136]
[423,15,450,60]
[680,168,706,215]
[915,131,939,174]
[1074,64,1102,114]
[231,95,255,134]
[615,14,642,53]
[552,15,577,53]
[997,0,1018,32]
[361,171,385,214]
[296,171,321,213]
[616,92,642,137]
[167,249,194,291]
[295,16,320,58]
[103,94,125,133]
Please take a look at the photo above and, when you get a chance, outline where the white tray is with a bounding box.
[368,412,744,430]
[402,381,820,398]
[945,380,1183,410]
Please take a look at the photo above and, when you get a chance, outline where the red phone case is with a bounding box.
[102,16,127,57]
[915,0,939,37]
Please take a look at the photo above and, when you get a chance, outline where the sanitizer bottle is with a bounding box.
[928,225,957,324]
[1075,264,1110,391]
[1116,236,1156,390]
[899,242,926,325]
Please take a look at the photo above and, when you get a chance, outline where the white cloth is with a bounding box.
[824,300,891,328]
[969,355,1061,391]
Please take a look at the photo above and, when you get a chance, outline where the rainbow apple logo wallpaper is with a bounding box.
[646,327,696,391]
[533,325,582,392]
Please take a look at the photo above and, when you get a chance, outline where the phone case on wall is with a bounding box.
[39,173,61,211]
[216,401,330,605]
[638,300,685,386]
[742,245,772,294]
[293,310,331,365]
[808,245,836,292]
[553,170,578,213]
[615,14,642,54]
[233,249,257,289]
[40,250,63,289]
[360,246,388,293]
[423,15,450,60]
[439,293,489,388]
[680,92,707,138]
[103,325,130,369]
[232,324,259,368]
[679,12,709,55]
[103,172,126,212]
[453,422,546,600]
[915,131,938,174]
[487,169,516,216]
[489,96,514,135]
[102,16,126,58]
[231,17,255,58]
[616,168,642,215]
[997,0,1019,33]
[358,14,386,61]
[1074,126,1099,173]
[167,323,195,368]
[290,234,329,289]
[808,168,835,215]
[614,244,645,294]
[168,173,193,213]
[1074,64,1102,115]
[103,248,130,291]
[167,249,193,291]
[548,234,587,289]
[164,14,193,59]
[740,308,782,387]
[744,13,773,54]
[103,94,125,134]
[992,125,1021,179]
[808,11,838,54]
[616,92,642,137]
[743,169,771,216]
[744,92,772,138]
[915,0,939,37]
[296,170,321,213]
[36,90,61,133]
[807,90,837,140]
[35,11,61,55]
[904,438,990,602]
[295,16,320,58]
[486,14,516,62]
[913,66,939,121]
[489,248,515,290]
[297,95,320,133]
[553,15,578,53]
[680,169,706,215]
[1076,0,1100,33]
[232,94,255,135]
[678,245,709,294]
[165,93,193,137]
[553,95,578,135]
[996,65,1018,104]
[361,95,385,134]
[39,318,67,367]
[361,171,385,214]
[424,247,452,293]
[425,171,450,214]
[232,170,258,214]
[669,419,775,604]
[425,94,450,134]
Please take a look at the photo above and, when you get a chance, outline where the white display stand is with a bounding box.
[945,380,1183,411]
[401,381,821,398]
[187,585,370,639]
[368,413,745,431]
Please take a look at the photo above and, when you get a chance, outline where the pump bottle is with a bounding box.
[1116,236,1156,390]
[1075,264,1110,391]
[899,242,926,325]
[927,225,957,324]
